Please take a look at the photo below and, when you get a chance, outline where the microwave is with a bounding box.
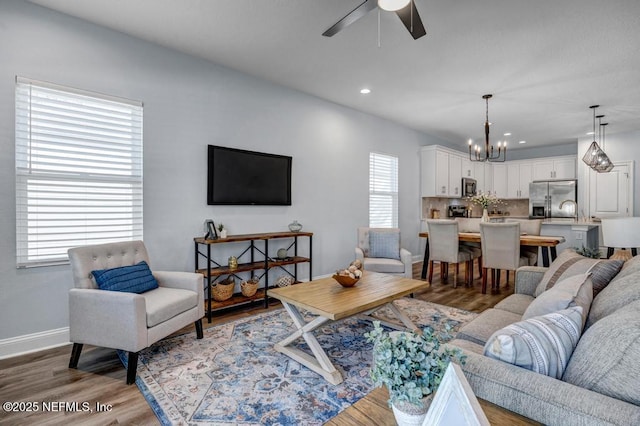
[462,178,477,197]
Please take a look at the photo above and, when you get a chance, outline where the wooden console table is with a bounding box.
[326,386,541,425]
[194,231,312,322]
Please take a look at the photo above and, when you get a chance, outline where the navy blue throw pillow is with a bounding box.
[91,261,158,293]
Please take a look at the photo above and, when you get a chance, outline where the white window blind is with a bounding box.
[369,152,398,228]
[15,77,143,268]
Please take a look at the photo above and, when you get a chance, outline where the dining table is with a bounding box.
[419,231,565,280]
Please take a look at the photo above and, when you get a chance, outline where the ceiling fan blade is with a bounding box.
[322,0,377,37]
[395,0,426,39]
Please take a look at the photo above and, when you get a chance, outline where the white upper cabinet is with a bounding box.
[507,161,532,199]
[420,146,465,198]
[532,156,576,180]
[461,158,474,179]
[421,146,574,200]
[492,164,508,198]
[448,154,462,197]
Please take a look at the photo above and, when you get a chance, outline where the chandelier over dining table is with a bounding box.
[468,94,507,162]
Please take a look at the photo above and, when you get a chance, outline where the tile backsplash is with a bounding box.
[422,197,529,219]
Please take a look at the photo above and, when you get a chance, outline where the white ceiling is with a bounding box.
[29,0,640,151]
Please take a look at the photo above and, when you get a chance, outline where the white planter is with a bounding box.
[220,229,228,239]
[391,398,432,426]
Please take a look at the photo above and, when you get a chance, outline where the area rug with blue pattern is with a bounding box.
[125,298,478,425]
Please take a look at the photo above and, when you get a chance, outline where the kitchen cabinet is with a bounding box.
[492,164,507,198]
[507,161,532,198]
[420,145,464,198]
[461,158,473,179]
[448,154,462,197]
[473,162,493,194]
[532,156,576,180]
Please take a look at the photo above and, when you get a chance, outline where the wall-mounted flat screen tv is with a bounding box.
[207,145,292,205]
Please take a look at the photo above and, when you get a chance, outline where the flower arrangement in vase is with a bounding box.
[365,321,466,425]
[468,191,503,221]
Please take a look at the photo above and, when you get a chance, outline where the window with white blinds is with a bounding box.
[369,152,398,228]
[15,77,143,268]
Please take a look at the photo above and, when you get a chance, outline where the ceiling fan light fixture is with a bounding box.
[378,0,410,12]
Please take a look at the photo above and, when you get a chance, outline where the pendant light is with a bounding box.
[594,118,614,173]
[468,94,507,162]
[582,105,612,172]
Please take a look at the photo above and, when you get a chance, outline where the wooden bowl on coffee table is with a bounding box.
[332,274,360,287]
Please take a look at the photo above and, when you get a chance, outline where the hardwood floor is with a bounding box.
[0,262,515,425]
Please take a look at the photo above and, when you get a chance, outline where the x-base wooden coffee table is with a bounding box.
[269,272,428,385]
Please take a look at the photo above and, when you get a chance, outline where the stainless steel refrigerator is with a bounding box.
[529,179,578,219]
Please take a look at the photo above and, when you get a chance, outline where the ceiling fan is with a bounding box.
[322,0,426,40]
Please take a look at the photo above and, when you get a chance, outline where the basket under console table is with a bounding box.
[194,231,313,322]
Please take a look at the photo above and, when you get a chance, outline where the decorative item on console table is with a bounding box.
[365,321,466,426]
[212,276,235,301]
[204,219,218,239]
[288,220,303,232]
[240,277,259,297]
[217,223,227,239]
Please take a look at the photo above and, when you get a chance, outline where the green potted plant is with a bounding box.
[365,321,466,425]
[217,223,227,239]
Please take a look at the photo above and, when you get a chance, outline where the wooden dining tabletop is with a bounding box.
[419,231,565,247]
[419,231,565,280]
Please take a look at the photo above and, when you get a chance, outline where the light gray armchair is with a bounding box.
[355,227,412,278]
[67,240,204,384]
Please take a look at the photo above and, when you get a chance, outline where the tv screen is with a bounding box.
[207,145,292,205]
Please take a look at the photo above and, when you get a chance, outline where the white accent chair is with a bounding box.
[67,240,204,384]
[355,227,412,278]
[479,223,529,294]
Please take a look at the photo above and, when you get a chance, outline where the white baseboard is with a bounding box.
[0,327,70,360]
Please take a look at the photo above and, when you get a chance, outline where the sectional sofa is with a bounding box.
[448,250,640,425]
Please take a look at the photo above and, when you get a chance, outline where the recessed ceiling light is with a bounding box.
[360,88,371,94]
[503,132,511,136]
[519,140,526,144]
[586,131,595,135]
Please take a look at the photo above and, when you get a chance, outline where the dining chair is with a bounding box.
[454,217,483,279]
[426,220,475,287]
[479,222,529,293]
[506,218,543,266]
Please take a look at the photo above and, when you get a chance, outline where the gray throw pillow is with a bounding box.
[369,230,400,260]
[524,273,593,327]
[534,251,623,297]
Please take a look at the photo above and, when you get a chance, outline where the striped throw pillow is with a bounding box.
[91,261,158,293]
[483,306,584,379]
[534,250,623,297]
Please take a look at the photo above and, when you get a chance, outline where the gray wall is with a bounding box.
[0,2,441,347]
[505,142,577,161]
